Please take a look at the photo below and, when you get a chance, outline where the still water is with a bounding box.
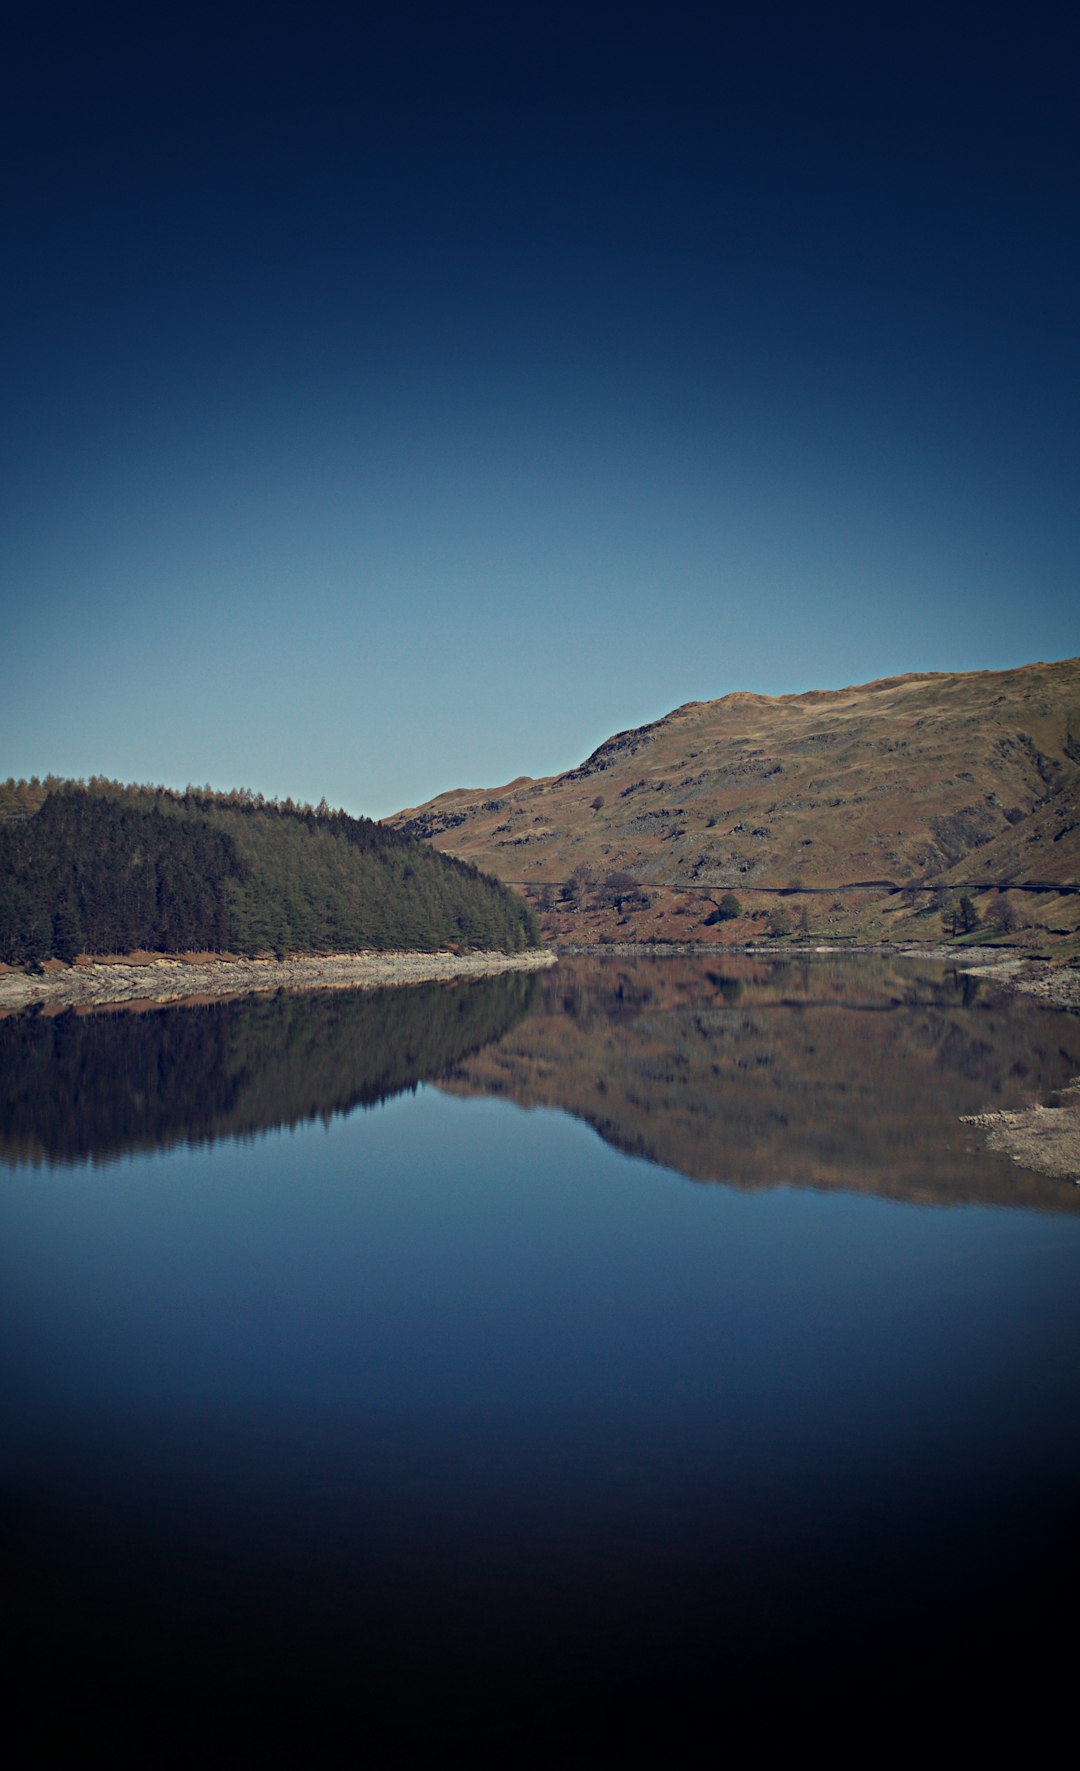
[2,956,1078,1754]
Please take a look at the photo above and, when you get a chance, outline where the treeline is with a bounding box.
[0,971,538,1167]
[0,779,538,964]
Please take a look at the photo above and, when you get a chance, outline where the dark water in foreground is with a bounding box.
[2,957,1078,1755]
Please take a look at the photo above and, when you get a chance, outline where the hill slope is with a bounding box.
[387,658,1080,945]
[0,781,539,964]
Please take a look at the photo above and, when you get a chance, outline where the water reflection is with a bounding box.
[3,954,1078,1209]
[2,954,1078,1754]
[0,971,538,1166]
[442,954,1080,1209]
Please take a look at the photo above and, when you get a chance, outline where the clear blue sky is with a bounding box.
[3,2,1076,818]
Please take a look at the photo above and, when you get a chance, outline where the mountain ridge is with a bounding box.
[386,657,1080,947]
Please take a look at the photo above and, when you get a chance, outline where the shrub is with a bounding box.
[704,891,742,926]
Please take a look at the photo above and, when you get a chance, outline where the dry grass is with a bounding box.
[387,658,1080,949]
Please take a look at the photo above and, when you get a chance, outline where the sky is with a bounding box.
[3,1,1077,819]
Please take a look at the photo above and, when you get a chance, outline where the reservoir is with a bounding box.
[2,955,1078,1754]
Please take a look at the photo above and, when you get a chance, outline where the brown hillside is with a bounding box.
[387,659,1080,945]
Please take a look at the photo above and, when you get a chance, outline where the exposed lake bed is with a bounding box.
[0,944,556,1014]
[2,952,1078,1753]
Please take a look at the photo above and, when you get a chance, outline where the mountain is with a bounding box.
[386,658,1080,947]
[0,781,539,965]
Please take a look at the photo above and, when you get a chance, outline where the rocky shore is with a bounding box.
[961,1084,1080,1183]
[955,953,1080,1183]
[0,948,557,1014]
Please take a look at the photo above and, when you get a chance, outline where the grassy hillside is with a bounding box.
[0,780,538,965]
[387,658,1080,946]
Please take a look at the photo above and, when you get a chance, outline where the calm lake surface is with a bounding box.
[3,955,1078,1754]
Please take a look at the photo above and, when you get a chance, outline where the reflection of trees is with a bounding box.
[0,973,537,1168]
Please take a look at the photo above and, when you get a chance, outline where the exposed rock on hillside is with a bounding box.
[387,659,1080,946]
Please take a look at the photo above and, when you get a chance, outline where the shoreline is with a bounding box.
[951,953,1080,1184]
[0,948,557,1015]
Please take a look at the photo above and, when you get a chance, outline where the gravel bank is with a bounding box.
[955,953,1080,1010]
[961,1084,1080,1183]
[0,948,557,1014]
[956,955,1080,1182]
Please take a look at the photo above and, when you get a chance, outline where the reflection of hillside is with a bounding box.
[440,956,1080,1211]
[0,974,538,1168]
